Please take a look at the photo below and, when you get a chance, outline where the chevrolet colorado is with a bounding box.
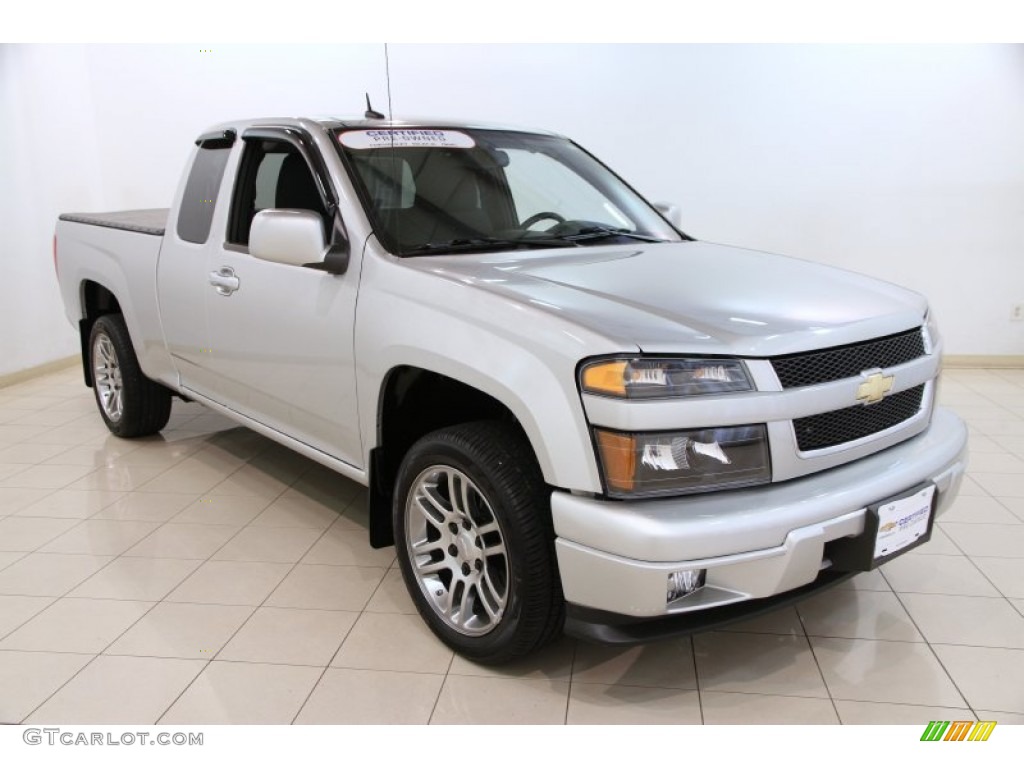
[54,116,968,662]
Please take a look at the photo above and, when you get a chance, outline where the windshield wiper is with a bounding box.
[403,237,577,256]
[556,226,667,244]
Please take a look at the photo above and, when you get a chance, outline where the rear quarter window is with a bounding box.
[177,145,231,244]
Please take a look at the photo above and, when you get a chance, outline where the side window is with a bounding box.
[228,139,328,246]
[177,144,230,244]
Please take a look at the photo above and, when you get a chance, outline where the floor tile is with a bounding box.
[701,691,839,724]
[219,607,357,666]
[718,607,804,637]
[0,650,94,723]
[136,458,235,495]
[332,612,453,673]
[0,487,54,515]
[170,495,270,526]
[249,492,344,530]
[694,631,829,698]
[567,683,701,724]
[939,494,1021,524]
[572,638,695,688]
[69,557,203,601]
[881,553,1001,596]
[941,523,1024,558]
[974,711,1024,724]
[363,569,416,614]
[159,661,322,725]
[265,564,385,611]
[810,636,965,707]
[0,463,26,481]
[448,636,576,680]
[914,524,962,556]
[0,596,55,638]
[953,475,986,497]
[93,492,198,522]
[15,489,124,519]
[899,593,1024,648]
[206,464,290,499]
[65,464,167,493]
[932,644,1024,713]
[108,602,253,659]
[972,557,1024,599]
[0,463,93,489]
[295,668,443,724]
[1001,496,1024,523]
[798,589,922,641]
[300,522,395,567]
[967,453,1024,475]
[832,570,892,591]
[833,699,974,724]
[0,553,113,596]
[0,597,152,653]
[972,473,1024,498]
[431,676,570,724]
[165,560,291,606]
[25,655,205,724]
[40,441,139,467]
[124,523,239,559]
[0,425,58,445]
[211,526,321,563]
[0,443,70,465]
[0,516,80,551]
[0,552,23,570]
[39,519,159,555]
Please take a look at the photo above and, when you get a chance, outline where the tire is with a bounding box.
[88,314,172,438]
[393,421,564,664]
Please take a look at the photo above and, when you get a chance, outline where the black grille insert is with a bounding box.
[794,384,926,452]
[772,329,926,389]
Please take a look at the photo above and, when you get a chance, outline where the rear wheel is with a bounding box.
[393,421,563,664]
[89,314,172,437]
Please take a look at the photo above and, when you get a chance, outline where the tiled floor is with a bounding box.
[1,365,1023,725]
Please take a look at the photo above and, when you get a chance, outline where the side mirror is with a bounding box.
[250,209,329,269]
[653,201,683,229]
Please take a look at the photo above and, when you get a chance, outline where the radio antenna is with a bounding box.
[384,43,394,121]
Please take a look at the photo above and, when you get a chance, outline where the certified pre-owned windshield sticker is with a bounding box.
[339,129,476,150]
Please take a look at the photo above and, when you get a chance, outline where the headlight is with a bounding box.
[923,308,941,354]
[580,358,753,399]
[594,425,771,498]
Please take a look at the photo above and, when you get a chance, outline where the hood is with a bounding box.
[406,241,928,357]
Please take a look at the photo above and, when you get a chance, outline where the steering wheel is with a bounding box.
[521,211,566,230]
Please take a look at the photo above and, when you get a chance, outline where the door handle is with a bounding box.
[209,267,240,296]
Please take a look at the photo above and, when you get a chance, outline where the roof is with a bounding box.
[314,115,563,137]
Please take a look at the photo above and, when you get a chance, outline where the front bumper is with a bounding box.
[553,407,967,639]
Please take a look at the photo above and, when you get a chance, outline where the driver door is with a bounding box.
[200,130,362,468]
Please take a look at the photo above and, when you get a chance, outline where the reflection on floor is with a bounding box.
[0,365,1022,724]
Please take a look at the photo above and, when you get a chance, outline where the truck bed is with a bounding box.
[58,209,168,237]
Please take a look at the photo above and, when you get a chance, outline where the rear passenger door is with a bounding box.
[201,128,363,468]
[156,131,233,396]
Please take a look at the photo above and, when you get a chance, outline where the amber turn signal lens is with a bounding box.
[595,430,636,493]
[581,361,628,396]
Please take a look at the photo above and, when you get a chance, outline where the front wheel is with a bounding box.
[89,314,172,438]
[393,421,563,664]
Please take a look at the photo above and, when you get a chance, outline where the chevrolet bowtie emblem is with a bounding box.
[856,371,895,405]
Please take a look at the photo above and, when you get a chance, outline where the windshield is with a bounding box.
[335,127,683,256]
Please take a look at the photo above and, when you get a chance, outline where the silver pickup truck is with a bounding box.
[55,116,968,662]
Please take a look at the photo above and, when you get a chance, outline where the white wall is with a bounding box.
[1,44,1021,378]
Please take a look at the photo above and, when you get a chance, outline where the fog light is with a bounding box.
[667,569,706,603]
